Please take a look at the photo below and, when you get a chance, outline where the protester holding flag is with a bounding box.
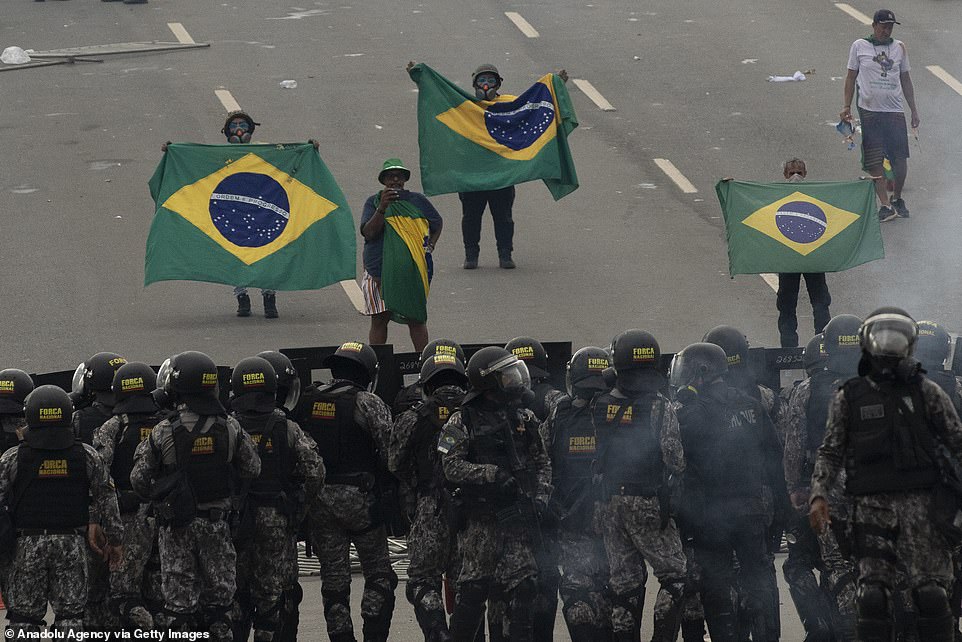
[360,158,442,354]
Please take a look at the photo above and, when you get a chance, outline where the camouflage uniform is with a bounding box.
[781,376,857,640]
[388,386,464,641]
[130,407,261,639]
[0,415,24,599]
[94,413,164,628]
[0,441,123,633]
[440,402,552,641]
[231,411,323,642]
[812,376,962,640]
[299,386,397,642]
[592,389,687,641]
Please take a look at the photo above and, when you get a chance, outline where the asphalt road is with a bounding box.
[2,0,962,637]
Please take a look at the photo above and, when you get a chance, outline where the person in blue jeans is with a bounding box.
[776,159,832,347]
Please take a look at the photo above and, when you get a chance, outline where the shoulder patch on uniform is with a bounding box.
[437,425,462,454]
[860,404,885,421]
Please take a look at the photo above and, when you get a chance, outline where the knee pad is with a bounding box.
[321,586,351,613]
[407,578,442,607]
[856,582,890,621]
[362,572,398,636]
[915,582,952,618]
[253,601,283,631]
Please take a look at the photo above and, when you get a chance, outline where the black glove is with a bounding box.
[493,469,519,497]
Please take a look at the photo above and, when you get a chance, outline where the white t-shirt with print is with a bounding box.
[847,38,911,113]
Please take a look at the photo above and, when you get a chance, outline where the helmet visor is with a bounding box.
[864,314,917,358]
[71,363,85,396]
[156,358,173,393]
[282,378,301,412]
[497,361,531,395]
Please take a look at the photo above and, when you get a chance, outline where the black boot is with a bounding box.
[236,293,251,317]
[263,292,278,318]
[498,251,516,269]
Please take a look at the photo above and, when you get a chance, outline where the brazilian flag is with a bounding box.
[146,143,355,290]
[409,63,579,200]
[716,180,884,276]
[379,195,431,324]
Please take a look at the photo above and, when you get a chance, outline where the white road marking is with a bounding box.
[572,79,616,111]
[167,23,195,45]
[339,280,366,313]
[652,158,698,193]
[760,273,779,292]
[504,12,540,38]
[214,89,242,113]
[834,3,872,25]
[926,65,962,96]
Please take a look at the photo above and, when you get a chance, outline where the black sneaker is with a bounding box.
[878,206,897,222]
[236,293,252,317]
[263,292,278,319]
[498,256,516,269]
[891,197,910,218]
[463,258,478,269]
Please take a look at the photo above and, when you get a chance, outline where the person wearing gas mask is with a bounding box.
[92,362,166,631]
[228,356,323,642]
[438,346,551,641]
[130,350,261,639]
[294,341,397,642]
[810,308,962,642]
[671,342,787,642]
[542,346,614,642]
[781,314,864,641]
[590,329,687,642]
[505,337,566,423]
[389,353,469,642]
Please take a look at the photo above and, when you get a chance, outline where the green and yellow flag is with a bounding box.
[716,180,883,275]
[379,195,431,323]
[409,63,579,200]
[146,143,355,290]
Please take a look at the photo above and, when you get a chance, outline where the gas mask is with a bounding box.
[226,120,252,144]
[787,173,804,183]
[474,73,501,101]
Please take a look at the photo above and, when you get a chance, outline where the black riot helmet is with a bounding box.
[323,341,378,389]
[162,351,225,416]
[111,362,159,415]
[419,339,466,367]
[859,307,918,362]
[72,352,127,404]
[257,351,302,412]
[669,342,729,392]
[505,337,549,380]
[420,354,468,396]
[565,347,611,398]
[0,369,34,415]
[464,346,531,404]
[610,329,663,395]
[802,333,828,375]
[822,314,863,375]
[230,356,278,414]
[703,325,749,371]
[915,320,952,370]
[24,385,75,449]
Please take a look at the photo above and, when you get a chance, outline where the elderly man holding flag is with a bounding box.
[360,158,443,354]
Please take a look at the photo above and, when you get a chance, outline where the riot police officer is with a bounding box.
[72,352,128,445]
[390,353,468,642]
[229,356,323,642]
[130,351,261,639]
[543,346,613,642]
[781,314,863,640]
[393,339,466,416]
[810,308,962,641]
[439,346,552,642]
[591,329,687,642]
[671,343,786,642]
[0,368,33,453]
[916,320,962,413]
[0,385,123,634]
[703,326,777,420]
[296,341,397,642]
[93,362,165,630]
[505,337,566,422]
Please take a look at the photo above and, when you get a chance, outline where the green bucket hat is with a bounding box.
[378,158,411,184]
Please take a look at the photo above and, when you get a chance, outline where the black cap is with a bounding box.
[873,9,900,24]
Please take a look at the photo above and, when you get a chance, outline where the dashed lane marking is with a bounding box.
[652,158,698,193]
[834,3,872,25]
[926,65,962,97]
[760,273,779,292]
[504,12,540,38]
[572,79,616,111]
[167,23,196,45]
[214,89,242,113]
[339,280,366,314]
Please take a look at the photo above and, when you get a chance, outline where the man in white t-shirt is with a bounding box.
[840,9,920,222]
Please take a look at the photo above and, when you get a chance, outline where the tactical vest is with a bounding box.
[112,413,161,492]
[805,370,849,477]
[171,418,233,504]
[926,370,962,415]
[462,404,538,495]
[592,391,663,495]
[699,390,767,499]
[74,403,112,445]
[843,377,939,495]
[529,381,559,422]
[393,383,423,417]
[298,382,377,479]
[550,398,597,509]
[411,387,463,494]
[13,443,90,529]
[240,410,291,501]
